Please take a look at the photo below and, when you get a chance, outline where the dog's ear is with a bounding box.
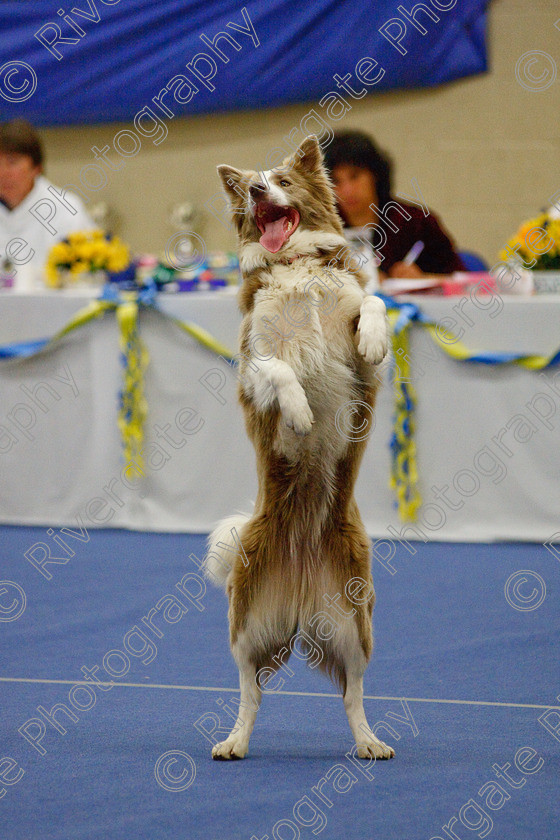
[291,135,323,174]
[217,165,245,197]
[217,164,250,215]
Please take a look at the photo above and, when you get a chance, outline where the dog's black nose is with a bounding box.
[249,182,267,200]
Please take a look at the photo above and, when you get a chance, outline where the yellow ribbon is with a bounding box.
[169,315,237,360]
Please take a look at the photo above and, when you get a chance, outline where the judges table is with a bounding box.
[0,288,559,543]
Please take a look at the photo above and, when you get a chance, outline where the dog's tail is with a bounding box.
[203,513,251,589]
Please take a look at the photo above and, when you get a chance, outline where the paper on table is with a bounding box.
[380,277,443,295]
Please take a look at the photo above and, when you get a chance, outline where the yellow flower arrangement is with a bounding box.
[46,229,130,287]
[500,212,560,270]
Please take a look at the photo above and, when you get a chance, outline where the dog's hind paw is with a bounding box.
[356,738,395,760]
[212,738,248,760]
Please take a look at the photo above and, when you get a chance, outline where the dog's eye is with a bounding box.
[279,180,291,187]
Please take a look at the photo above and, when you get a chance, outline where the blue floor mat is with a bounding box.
[1,526,559,839]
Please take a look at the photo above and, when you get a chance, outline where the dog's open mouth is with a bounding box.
[254,202,300,253]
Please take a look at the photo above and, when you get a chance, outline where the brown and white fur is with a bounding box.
[203,136,394,761]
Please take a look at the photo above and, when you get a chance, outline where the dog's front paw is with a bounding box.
[212,737,248,760]
[356,737,395,760]
[277,382,314,435]
[357,298,389,365]
[358,328,388,365]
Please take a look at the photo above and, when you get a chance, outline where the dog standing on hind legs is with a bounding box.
[203,135,394,761]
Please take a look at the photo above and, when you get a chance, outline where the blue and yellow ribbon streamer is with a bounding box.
[0,298,113,359]
[116,297,148,468]
[386,308,422,522]
[2,288,560,520]
[375,293,560,521]
[1,281,235,468]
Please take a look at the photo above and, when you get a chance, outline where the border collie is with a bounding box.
[203,135,393,761]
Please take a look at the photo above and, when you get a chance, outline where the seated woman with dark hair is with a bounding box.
[323,130,465,282]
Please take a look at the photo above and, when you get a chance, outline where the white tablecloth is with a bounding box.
[1,288,559,542]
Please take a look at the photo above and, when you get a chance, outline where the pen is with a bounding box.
[403,240,424,265]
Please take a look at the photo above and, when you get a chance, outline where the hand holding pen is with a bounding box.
[388,240,425,278]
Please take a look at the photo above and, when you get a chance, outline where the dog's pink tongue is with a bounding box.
[259,218,288,253]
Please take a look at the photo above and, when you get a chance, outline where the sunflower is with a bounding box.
[46,230,132,284]
[500,213,560,270]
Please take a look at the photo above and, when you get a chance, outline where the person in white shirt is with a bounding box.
[0,119,95,286]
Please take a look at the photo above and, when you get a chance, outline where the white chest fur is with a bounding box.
[242,258,371,466]
[250,258,365,369]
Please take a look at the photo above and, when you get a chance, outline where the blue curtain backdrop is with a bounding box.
[0,0,488,127]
